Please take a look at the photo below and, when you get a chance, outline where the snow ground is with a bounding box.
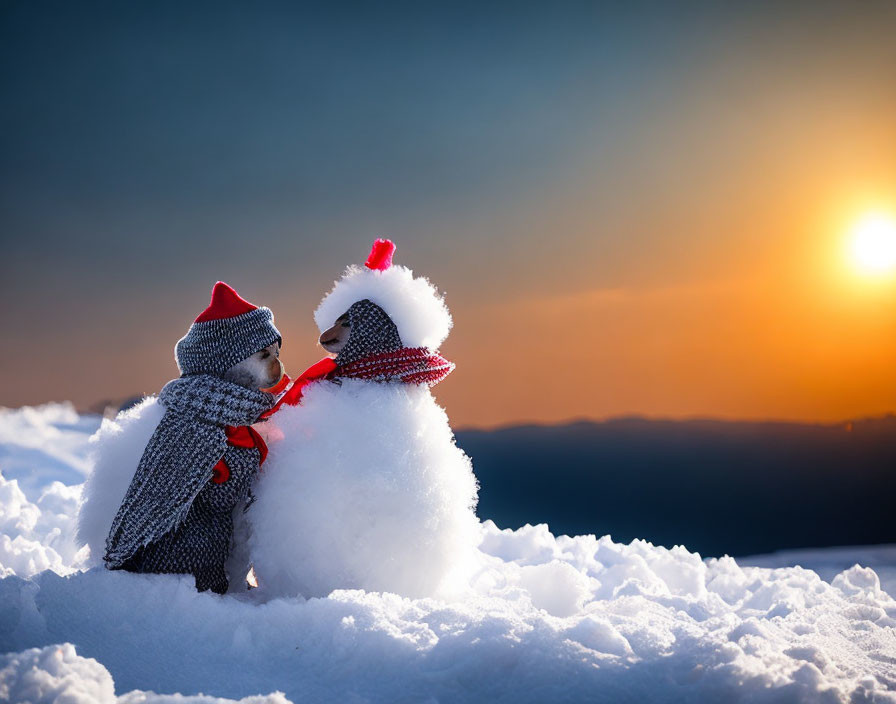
[743,546,896,602]
[1,403,894,703]
[0,404,99,497]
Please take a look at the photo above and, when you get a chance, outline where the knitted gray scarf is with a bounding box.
[104,375,273,575]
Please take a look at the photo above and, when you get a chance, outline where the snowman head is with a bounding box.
[315,240,452,361]
[319,299,402,365]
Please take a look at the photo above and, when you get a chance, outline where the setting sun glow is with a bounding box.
[849,212,896,275]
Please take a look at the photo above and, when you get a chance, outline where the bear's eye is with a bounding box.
[260,351,270,359]
[341,321,351,328]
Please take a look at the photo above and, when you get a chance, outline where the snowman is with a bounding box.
[248,239,480,599]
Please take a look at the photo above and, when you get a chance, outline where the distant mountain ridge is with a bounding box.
[455,415,896,558]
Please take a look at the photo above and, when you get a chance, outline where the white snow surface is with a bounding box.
[0,644,289,704]
[314,260,452,350]
[0,403,100,579]
[744,545,896,603]
[1,403,896,703]
[0,403,100,496]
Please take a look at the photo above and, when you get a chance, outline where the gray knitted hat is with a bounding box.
[175,281,281,376]
[335,299,403,366]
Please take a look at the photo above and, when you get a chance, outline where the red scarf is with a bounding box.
[263,347,454,418]
[212,424,268,484]
[334,347,455,386]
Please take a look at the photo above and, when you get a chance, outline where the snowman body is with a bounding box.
[248,377,479,598]
[249,240,480,599]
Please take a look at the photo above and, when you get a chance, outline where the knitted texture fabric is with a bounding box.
[334,347,455,387]
[104,375,273,593]
[175,307,281,376]
[335,299,403,366]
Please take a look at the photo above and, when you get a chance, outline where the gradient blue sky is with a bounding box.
[2,1,895,426]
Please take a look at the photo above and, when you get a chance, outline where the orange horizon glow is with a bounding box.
[435,194,896,428]
[5,192,896,429]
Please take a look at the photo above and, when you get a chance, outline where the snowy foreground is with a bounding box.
[1,404,895,703]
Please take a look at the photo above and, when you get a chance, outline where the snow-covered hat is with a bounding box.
[175,281,281,376]
[315,240,452,350]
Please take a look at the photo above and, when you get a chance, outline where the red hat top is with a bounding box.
[364,239,396,271]
[194,281,258,323]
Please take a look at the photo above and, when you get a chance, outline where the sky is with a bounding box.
[1,1,895,427]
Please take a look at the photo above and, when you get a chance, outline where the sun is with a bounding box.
[848,211,896,275]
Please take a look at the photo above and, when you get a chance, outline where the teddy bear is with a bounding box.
[100,281,285,594]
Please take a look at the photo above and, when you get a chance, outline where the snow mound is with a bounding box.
[314,260,452,350]
[0,471,86,578]
[249,380,480,599]
[77,397,163,566]
[2,524,896,703]
[0,403,100,497]
[744,545,896,600]
[0,643,288,704]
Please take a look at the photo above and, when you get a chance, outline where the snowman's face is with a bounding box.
[223,341,284,390]
[320,313,351,354]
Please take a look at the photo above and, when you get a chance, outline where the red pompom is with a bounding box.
[364,239,396,271]
[194,282,258,322]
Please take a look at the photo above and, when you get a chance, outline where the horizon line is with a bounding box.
[2,399,894,434]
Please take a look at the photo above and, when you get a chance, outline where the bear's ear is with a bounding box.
[365,239,396,271]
